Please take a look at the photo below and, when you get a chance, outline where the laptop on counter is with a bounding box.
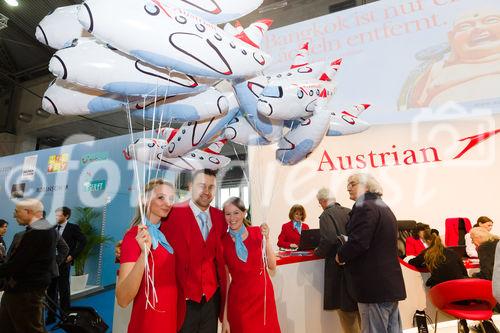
[297,229,320,251]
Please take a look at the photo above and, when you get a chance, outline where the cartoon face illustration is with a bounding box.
[257,80,335,120]
[449,10,500,61]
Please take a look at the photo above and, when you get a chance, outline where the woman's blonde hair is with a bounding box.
[131,179,174,227]
[422,229,446,272]
[223,197,251,227]
[469,227,499,245]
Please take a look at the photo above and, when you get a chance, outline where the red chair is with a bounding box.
[429,279,498,332]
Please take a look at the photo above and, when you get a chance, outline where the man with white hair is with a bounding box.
[314,187,360,333]
[336,173,406,333]
[0,198,58,333]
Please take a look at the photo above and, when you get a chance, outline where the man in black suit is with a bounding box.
[0,219,8,263]
[336,173,406,333]
[0,198,58,332]
[46,207,86,323]
[314,187,360,333]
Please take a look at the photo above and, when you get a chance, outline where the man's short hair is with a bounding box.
[316,187,335,201]
[193,169,218,180]
[16,198,44,213]
[55,206,71,219]
[0,219,8,228]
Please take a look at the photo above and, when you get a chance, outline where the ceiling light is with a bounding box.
[35,108,51,118]
[4,0,19,7]
[18,112,32,123]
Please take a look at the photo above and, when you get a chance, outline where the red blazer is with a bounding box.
[445,217,472,246]
[405,237,426,256]
[277,221,309,249]
[161,201,227,329]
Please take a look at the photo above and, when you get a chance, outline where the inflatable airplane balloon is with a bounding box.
[223,112,271,146]
[49,38,211,97]
[124,137,230,171]
[77,0,272,78]
[327,104,371,136]
[163,88,240,157]
[166,0,264,24]
[276,89,332,165]
[35,5,91,49]
[42,79,136,116]
[233,43,330,142]
[257,59,341,120]
[133,87,230,123]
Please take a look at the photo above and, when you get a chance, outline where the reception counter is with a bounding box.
[112,252,480,332]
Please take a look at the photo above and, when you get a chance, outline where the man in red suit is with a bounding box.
[161,169,226,333]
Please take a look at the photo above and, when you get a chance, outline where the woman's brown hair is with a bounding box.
[288,204,306,221]
[223,197,251,227]
[130,178,174,227]
[422,229,446,272]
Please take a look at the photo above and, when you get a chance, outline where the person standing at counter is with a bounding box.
[221,197,280,333]
[336,173,406,333]
[314,188,360,333]
[277,204,309,249]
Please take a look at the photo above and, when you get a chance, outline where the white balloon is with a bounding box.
[167,0,264,24]
[327,104,371,136]
[163,90,240,157]
[35,5,91,49]
[125,138,230,171]
[224,113,270,146]
[134,87,229,123]
[78,0,271,78]
[276,95,332,165]
[50,38,211,97]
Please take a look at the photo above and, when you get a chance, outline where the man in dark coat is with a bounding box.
[0,198,58,333]
[337,173,406,333]
[46,206,86,324]
[314,187,360,333]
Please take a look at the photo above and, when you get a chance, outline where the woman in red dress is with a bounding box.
[277,204,309,249]
[221,197,281,333]
[116,179,177,333]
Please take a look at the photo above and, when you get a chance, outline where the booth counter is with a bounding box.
[112,253,480,332]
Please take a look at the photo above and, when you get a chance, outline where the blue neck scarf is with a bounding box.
[293,221,302,234]
[145,219,174,254]
[228,225,248,262]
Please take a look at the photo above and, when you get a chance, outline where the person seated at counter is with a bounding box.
[405,223,430,257]
[470,227,499,280]
[408,229,468,288]
[465,216,494,258]
[277,204,309,250]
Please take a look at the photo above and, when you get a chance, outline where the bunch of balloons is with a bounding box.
[36,0,370,169]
